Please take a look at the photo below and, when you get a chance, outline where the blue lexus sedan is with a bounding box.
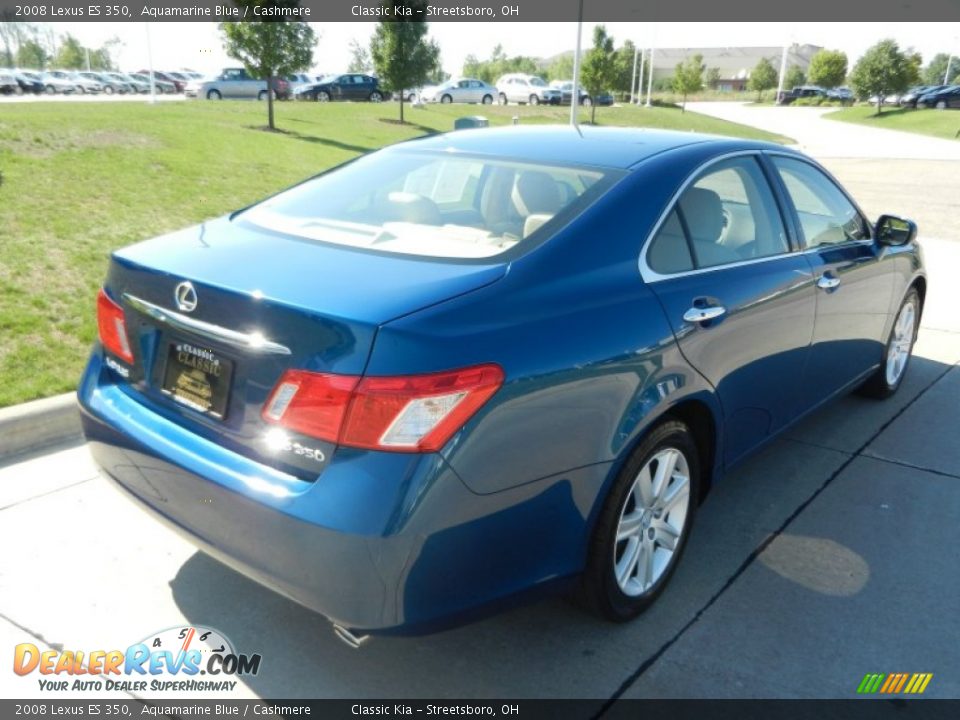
[78,125,925,642]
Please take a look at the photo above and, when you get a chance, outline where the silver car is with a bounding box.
[193,67,271,100]
[495,73,562,106]
[422,77,497,104]
[48,70,102,94]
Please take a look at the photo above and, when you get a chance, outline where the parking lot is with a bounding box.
[1,104,958,701]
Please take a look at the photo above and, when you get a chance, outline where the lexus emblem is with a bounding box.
[174,281,198,313]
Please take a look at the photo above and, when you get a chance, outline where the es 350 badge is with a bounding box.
[12,626,261,693]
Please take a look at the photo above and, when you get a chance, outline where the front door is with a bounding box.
[643,155,817,466]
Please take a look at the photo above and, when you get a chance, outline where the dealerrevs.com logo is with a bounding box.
[13,626,261,693]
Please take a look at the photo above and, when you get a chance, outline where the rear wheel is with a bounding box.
[206,89,222,100]
[482,94,493,105]
[936,100,947,110]
[581,421,699,621]
[14,85,23,96]
[529,94,540,106]
[582,96,592,106]
[858,289,920,399]
[45,84,56,94]
[257,90,268,101]
[103,85,114,95]
[369,91,383,103]
[499,92,508,105]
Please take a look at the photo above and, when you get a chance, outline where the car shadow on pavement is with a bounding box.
[168,354,955,699]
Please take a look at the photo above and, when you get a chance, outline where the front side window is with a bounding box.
[240,151,614,260]
[771,156,868,248]
[646,156,788,274]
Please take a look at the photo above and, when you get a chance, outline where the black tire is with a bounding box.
[498,92,508,106]
[369,91,383,103]
[936,100,947,110]
[45,84,56,95]
[207,89,222,100]
[441,93,453,104]
[581,420,700,621]
[582,96,592,106]
[858,288,920,399]
[103,86,114,95]
[529,94,540,106]
[315,90,330,102]
[482,94,493,105]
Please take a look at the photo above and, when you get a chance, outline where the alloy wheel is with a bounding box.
[885,298,916,386]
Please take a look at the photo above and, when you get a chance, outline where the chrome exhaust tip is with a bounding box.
[333,624,371,649]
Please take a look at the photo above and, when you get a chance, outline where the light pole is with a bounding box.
[630,44,638,104]
[570,1,584,126]
[637,47,645,104]
[945,53,955,85]
[776,43,789,105]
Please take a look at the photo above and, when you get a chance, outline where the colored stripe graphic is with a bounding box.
[857,672,933,694]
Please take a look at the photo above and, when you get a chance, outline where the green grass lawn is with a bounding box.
[825,105,960,141]
[0,99,790,408]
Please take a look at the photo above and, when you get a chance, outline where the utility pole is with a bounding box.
[630,45,638,104]
[637,48,645,104]
[776,43,789,104]
[645,46,655,107]
[945,53,955,85]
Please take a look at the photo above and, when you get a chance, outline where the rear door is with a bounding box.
[767,154,894,407]
[643,154,817,465]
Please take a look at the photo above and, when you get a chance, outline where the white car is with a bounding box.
[495,73,561,106]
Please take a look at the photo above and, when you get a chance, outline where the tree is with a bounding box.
[923,53,960,85]
[580,25,616,123]
[54,33,86,69]
[347,38,371,73]
[784,65,806,89]
[748,57,777,101]
[672,53,705,112]
[544,53,574,82]
[850,39,914,114]
[705,67,721,89]
[611,39,637,96]
[220,6,316,131]
[370,0,440,124]
[807,49,847,89]
[16,38,47,69]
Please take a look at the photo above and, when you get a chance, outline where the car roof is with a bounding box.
[398,124,782,170]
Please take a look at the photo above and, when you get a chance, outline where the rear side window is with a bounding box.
[240,151,615,260]
[646,156,789,274]
[771,156,869,247]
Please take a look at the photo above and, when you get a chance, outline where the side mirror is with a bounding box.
[875,214,917,247]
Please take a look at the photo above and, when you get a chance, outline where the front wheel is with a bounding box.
[206,89,222,100]
[441,93,453,104]
[316,90,330,102]
[581,421,699,621]
[582,96,592,106]
[103,85,114,95]
[482,94,493,105]
[369,91,383,103]
[936,100,947,110]
[498,92,508,106]
[858,289,920,399]
[529,94,540,106]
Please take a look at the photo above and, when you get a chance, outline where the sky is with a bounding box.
[54,22,959,77]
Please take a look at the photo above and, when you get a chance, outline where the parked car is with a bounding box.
[13,72,44,94]
[776,85,827,105]
[78,125,925,640]
[128,73,176,94]
[899,85,945,108]
[35,71,77,94]
[421,78,497,104]
[292,73,385,102]
[76,71,127,94]
[496,73,562,105]
[47,69,102,94]
[826,86,854,102]
[136,70,187,93]
[285,73,315,95]
[917,85,960,109]
[189,68,287,100]
[0,70,18,95]
[550,80,592,106]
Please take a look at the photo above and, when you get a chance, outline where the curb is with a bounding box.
[0,393,82,460]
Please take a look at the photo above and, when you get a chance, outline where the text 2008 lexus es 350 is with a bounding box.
[79,126,925,640]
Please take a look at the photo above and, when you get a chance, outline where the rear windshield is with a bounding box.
[239,150,615,259]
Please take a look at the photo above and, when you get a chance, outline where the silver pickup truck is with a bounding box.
[187,68,286,100]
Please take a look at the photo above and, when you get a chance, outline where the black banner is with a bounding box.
[1,0,959,22]
[2,699,960,720]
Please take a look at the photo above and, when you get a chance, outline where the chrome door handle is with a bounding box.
[683,305,726,323]
[817,274,841,290]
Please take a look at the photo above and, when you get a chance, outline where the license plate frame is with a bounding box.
[160,340,234,420]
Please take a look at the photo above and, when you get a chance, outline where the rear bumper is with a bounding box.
[78,352,605,633]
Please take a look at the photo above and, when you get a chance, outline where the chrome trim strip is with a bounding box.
[122,293,292,356]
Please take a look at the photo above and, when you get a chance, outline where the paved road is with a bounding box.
[1,235,957,701]
[687,102,960,241]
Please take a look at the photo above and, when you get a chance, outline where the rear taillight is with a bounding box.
[96,289,134,364]
[262,364,504,453]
